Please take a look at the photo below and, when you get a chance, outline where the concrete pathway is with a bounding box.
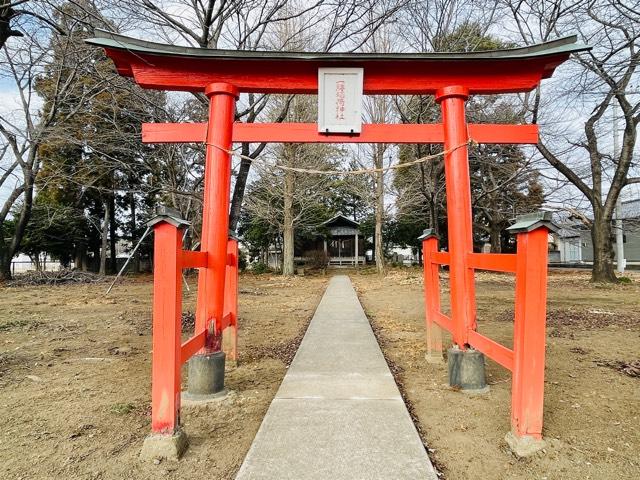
[235,275,438,480]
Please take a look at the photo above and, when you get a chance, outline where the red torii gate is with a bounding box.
[87,30,588,459]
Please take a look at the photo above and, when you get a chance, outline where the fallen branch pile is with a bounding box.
[5,269,105,287]
[595,359,640,378]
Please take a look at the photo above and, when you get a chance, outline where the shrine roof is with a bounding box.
[323,215,360,228]
[86,30,590,94]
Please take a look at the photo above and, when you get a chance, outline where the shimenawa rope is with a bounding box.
[205,139,475,176]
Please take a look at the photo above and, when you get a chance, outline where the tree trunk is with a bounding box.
[229,144,252,232]
[0,168,35,281]
[129,192,139,274]
[489,223,502,253]
[0,5,21,50]
[429,195,438,235]
[31,254,42,272]
[282,170,295,276]
[591,208,617,282]
[74,244,86,272]
[109,193,117,274]
[0,235,10,281]
[99,203,109,276]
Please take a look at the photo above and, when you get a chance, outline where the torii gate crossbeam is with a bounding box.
[142,122,539,144]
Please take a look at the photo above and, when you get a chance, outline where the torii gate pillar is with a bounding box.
[436,86,489,393]
[187,83,238,399]
[436,86,477,347]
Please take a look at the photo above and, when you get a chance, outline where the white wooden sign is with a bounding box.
[318,67,363,133]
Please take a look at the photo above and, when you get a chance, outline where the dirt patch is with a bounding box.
[353,268,640,480]
[243,315,312,367]
[0,273,328,480]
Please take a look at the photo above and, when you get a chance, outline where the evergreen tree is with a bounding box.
[33,1,164,273]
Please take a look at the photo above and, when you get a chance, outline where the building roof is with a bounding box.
[506,211,558,234]
[85,30,590,95]
[322,214,360,228]
[87,30,586,62]
[620,199,640,220]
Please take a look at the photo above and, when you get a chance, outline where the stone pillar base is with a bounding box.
[184,351,226,401]
[505,431,547,457]
[425,351,445,364]
[140,429,188,461]
[447,346,489,393]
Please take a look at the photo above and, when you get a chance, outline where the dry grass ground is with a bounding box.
[0,273,327,480]
[1,269,638,480]
[352,268,640,480]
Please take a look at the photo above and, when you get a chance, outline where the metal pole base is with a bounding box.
[447,346,489,394]
[183,351,227,402]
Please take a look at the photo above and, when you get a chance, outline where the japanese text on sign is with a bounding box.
[318,68,363,133]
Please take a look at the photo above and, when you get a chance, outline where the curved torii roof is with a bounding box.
[86,30,589,95]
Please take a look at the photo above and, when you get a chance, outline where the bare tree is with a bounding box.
[0,4,115,279]
[393,0,505,251]
[0,1,72,49]
[0,1,25,47]
[243,145,340,275]
[360,21,401,274]
[109,0,405,233]
[397,0,500,52]
[0,0,169,278]
[504,0,640,282]
[244,94,340,275]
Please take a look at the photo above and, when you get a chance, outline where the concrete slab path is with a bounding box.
[235,275,438,480]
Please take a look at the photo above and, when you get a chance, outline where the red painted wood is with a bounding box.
[220,313,233,331]
[431,251,450,265]
[180,331,207,365]
[223,239,239,362]
[142,123,206,143]
[438,86,477,347]
[105,49,569,95]
[195,84,237,351]
[511,227,549,440]
[467,253,517,273]
[467,330,514,371]
[142,122,539,145]
[422,238,443,358]
[434,312,454,333]
[181,250,208,269]
[150,222,183,434]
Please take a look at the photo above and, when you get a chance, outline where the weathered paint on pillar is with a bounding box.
[511,227,549,439]
[195,83,238,351]
[223,238,239,362]
[436,86,477,347]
